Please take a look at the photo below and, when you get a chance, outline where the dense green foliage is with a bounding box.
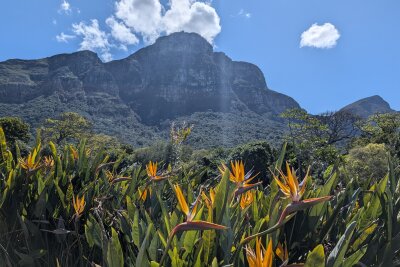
[0,117,30,151]
[42,112,92,145]
[1,111,400,266]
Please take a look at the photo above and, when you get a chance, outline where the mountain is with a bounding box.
[0,32,300,147]
[339,95,395,118]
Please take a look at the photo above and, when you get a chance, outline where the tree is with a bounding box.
[42,112,92,144]
[317,110,360,145]
[352,113,400,158]
[280,109,342,175]
[0,117,30,149]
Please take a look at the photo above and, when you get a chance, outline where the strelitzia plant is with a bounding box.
[69,145,79,161]
[146,161,168,182]
[272,162,332,223]
[159,184,227,266]
[220,160,262,197]
[276,242,289,266]
[104,169,131,185]
[202,187,215,209]
[242,162,332,244]
[246,237,273,267]
[73,194,85,219]
[240,190,255,210]
[43,156,54,168]
[139,161,169,201]
[18,144,42,173]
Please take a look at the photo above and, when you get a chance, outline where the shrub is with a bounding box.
[345,143,388,185]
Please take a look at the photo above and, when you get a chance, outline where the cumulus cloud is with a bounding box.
[300,23,340,49]
[59,0,71,14]
[72,20,113,62]
[106,16,139,50]
[56,32,75,43]
[57,0,221,60]
[114,0,163,44]
[113,0,221,44]
[161,0,221,43]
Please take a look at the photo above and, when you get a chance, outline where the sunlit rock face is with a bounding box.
[0,32,299,125]
[106,32,300,123]
[0,32,303,147]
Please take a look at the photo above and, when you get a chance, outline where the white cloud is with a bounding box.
[300,23,340,49]
[72,20,113,61]
[238,9,251,19]
[113,0,221,44]
[56,32,75,43]
[59,0,71,14]
[106,16,139,49]
[58,0,221,60]
[114,0,163,44]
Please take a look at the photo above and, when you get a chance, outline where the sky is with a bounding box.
[0,0,399,114]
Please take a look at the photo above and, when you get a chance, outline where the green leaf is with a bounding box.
[308,171,337,228]
[211,257,219,267]
[326,221,357,267]
[343,246,367,267]
[106,228,124,267]
[0,127,8,163]
[305,244,325,267]
[203,205,216,264]
[84,216,103,248]
[350,223,377,252]
[136,223,154,267]
[132,209,141,248]
[274,142,287,174]
[214,169,231,224]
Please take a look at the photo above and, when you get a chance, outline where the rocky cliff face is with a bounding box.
[104,32,299,123]
[0,32,300,147]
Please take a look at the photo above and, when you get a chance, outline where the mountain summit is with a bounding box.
[0,32,299,147]
[340,95,395,118]
[105,32,300,123]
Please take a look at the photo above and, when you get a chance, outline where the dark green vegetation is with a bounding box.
[1,110,400,266]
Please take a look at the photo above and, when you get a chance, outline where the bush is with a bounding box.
[345,143,388,185]
[228,141,276,183]
[0,116,30,148]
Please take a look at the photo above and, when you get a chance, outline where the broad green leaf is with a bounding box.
[136,223,154,267]
[350,223,377,252]
[132,209,141,247]
[84,216,103,248]
[343,246,367,267]
[308,172,337,228]
[274,142,287,174]
[305,244,325,267]
[106,228,124,267]
[326,221,357,267]
[214,169,231,224]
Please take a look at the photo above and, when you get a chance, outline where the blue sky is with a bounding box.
[0,0,399,113]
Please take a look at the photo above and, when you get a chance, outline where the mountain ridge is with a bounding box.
[0,32,300,147]
[0,32,396,147]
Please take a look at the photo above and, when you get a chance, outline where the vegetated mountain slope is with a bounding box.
[0,32,300,147]
[340,95,395,118]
